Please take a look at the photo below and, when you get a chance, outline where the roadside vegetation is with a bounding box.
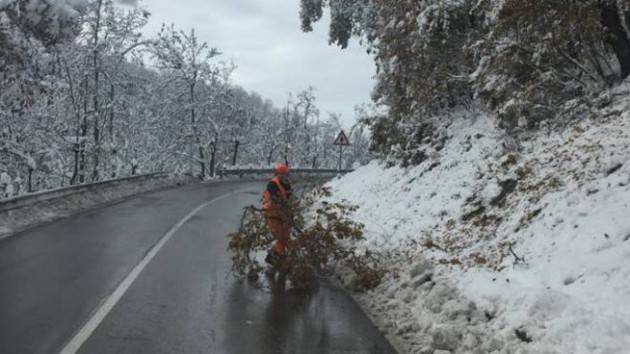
[296,1,630,352]
[0,0,371,199]
[228,181,386,291]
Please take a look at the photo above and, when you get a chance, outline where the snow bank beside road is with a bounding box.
[328,112,500,251]
[324,99,630,353]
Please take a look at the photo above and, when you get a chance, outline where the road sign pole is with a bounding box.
[338,145,343,171]
[333,130,350,172]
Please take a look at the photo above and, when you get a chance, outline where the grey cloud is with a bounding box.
[142,0,375,125]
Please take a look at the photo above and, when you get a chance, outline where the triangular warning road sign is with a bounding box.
[333,130,351,146]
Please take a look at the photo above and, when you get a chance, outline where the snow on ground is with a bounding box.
[323,92,630,353]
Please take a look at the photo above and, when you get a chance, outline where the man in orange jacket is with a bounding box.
[263,163,293,266]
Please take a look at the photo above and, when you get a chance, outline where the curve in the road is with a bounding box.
[61,190,241,354]
[0,181,396,354]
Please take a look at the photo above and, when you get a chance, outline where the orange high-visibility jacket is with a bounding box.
[262,176,291,220]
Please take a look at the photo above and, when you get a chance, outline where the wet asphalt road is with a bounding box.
[0,180,396,354]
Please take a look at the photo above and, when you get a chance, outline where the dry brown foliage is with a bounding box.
[228,186,386,291]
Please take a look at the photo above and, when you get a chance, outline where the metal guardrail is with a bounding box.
[0,173,168,213]
[217,168,354,178]
[0,169,352,213]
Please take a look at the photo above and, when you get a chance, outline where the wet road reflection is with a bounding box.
[223,273,395,354]
[0,182,395,354]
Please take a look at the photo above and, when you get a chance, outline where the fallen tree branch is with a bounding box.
[228,191,385,291]
[244,205,304,235]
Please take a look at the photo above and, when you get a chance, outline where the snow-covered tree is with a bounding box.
[473,0,630,131]
[0,0,371,198]
[1,0,86,192]
[152,24,220,177]
[300,0,630,159]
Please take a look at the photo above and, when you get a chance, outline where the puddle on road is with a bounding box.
[222,274,397,353]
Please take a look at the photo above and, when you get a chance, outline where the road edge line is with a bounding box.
[60,190,239,354]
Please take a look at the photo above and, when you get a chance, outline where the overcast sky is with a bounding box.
[133,0,375,126]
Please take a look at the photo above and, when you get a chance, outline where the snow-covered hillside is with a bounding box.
[324,93,630,353]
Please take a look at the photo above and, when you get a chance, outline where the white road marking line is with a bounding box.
[60,190,240,354]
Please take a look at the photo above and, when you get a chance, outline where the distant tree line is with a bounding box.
[0,0,371,198]
[300,0,630,163]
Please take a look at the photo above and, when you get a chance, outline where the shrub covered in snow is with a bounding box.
[322,89,630,353]
[300,0,630,159]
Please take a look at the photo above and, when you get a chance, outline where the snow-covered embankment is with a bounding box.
[323,96,630,353]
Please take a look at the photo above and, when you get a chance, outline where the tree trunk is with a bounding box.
[189,82,206,178]
[210,145,216,178]
[232,140,239,166]
[91,0,103,182]
[92,122,100,181]
[80,77,88,184]
[109,84,116,178]
[70,145,79,185]
[27,167,33,193]
[60,53,81,186]
[79,148,86,184]
[601,2,630,79]
[267,148,274,166]
[199,146,206,178]
[109,84,115,139]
